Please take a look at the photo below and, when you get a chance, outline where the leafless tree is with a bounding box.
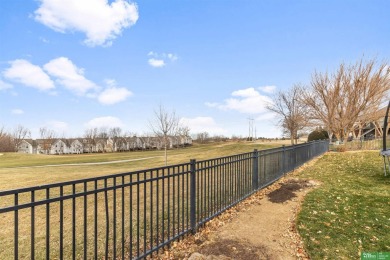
[0,126,5,140]
[267,85,309,144]
[12,125,31,151]
[109,127,123,152]
[302,58,390,141]
[84,128,99,153]
[176,125,191,147]
[0,127,14,152]
[39,127,57,154]
[149,105,179,166]
[196,132,210,143]
[96,127,109,152]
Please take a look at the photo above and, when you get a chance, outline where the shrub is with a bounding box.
[335,145,347,152]
[308,130,329,142]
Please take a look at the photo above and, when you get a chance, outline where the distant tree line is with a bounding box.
[0,125,31,152]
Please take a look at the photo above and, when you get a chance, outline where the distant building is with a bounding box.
[16,135,192,154]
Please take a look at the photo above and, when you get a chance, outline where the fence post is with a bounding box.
[282,145,286,175]
[190,159,197,234]
[252,149,259,191]
[293,144,297,170]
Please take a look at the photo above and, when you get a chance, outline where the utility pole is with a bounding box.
[247,117,254,141]
[255,126,257,140]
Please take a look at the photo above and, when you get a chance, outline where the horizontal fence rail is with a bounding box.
[0,140,328,259]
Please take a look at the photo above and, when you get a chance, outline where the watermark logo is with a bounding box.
[361,252,390,260]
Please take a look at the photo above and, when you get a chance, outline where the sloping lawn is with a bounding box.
[297,151,390,259]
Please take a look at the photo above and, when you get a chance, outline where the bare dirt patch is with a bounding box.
[159,176,320,260]
[198,238,271,260]
[267,179,316,203]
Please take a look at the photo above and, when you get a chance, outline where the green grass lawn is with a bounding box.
[297,151,390,259]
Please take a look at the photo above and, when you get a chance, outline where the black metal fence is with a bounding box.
[0,140,328,259]
[329,137,387,151]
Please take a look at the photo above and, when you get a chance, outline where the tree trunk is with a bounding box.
[164,136,168,166]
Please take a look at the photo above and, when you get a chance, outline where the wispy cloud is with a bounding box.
[147,51,178,68]
[85,116,124,129]
[34,0,139,47]
[180,117,226,135]
[148,58,165,68]
[258,85,276,94]
[45,120,69,133]
[0,79,13,91]
[3,59,55,91]
[11,109,24,115]
[39,37,50,44]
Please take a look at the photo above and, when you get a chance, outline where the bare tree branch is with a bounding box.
[149,105,179,165]
[39,127,57,154]
[12,125,31,152]
[267,84,309,144]
[302,58,390,141]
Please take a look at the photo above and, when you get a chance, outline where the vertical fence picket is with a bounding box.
[83,182,87,260]
[190,159,196,234]
[252,149,258,191]
[72,184,76,260]
[60,186,64,260]
[94,181,98,260]
[46,188,50,260]
[31,191,35,260]
[14,193,18,260]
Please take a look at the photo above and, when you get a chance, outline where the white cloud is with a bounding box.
[147,52,178,67]
[148,58,165,68]
[0,79,13,91]
[11,109,24,115]
[205,102,219,108]
[34,0,139,47]
[98,87,132,105]
[208,87,273,114]
[85,116,124,128]
[258,85,276,94]
[180,117,226,135]
[3,59,55,91]
[232,88,260,98]
[255,112,276,121]
[44,57,98,96]
[166,53,178,61]
[39,37,50,43]
[46,120,69,132]
[104,78,117,87]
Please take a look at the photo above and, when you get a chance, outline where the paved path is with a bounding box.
[5,156,162,169]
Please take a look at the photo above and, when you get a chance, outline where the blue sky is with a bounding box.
[1,0,390,139]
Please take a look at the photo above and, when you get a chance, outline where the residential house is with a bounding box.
[50,139,68,154]
[352,106,390,139]
[17,139,34,154]
[16,135,192,154]
[68,139,83,154]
